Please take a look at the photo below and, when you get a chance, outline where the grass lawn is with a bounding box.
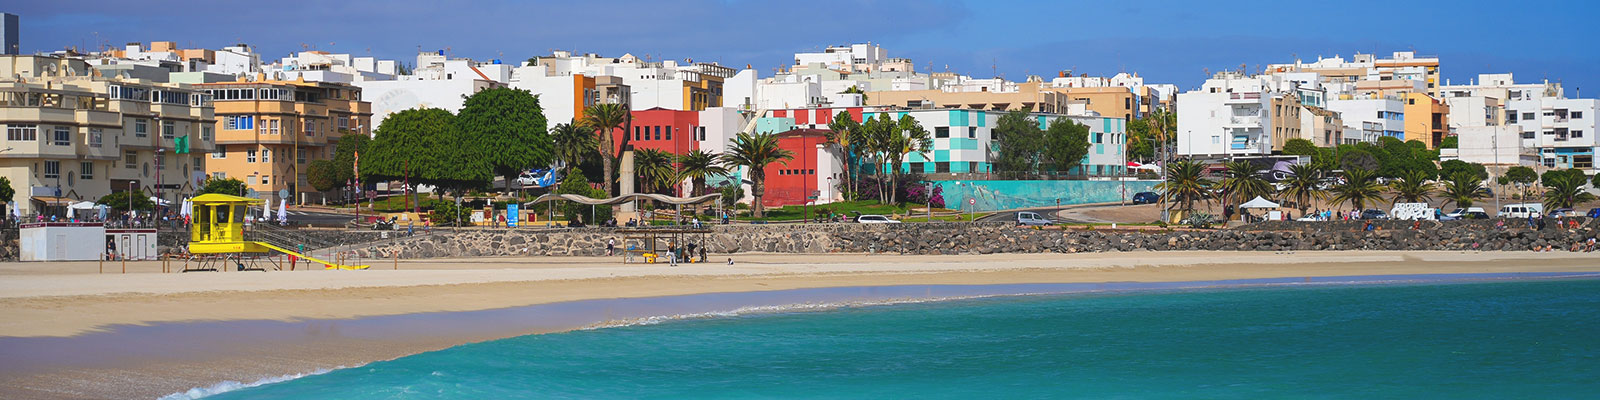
[733,201,969,222]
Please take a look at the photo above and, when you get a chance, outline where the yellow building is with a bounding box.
[195,76,370,205]
[1403,92,1450,149]
[0,54,214,216]
[1041,86,1138,121]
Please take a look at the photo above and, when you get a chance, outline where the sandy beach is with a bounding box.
[2,251,1598,398]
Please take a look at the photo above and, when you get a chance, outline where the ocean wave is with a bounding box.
[156,366,352,400]
[577,294,1035,331]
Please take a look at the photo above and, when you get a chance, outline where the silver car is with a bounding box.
[856,215,902,224]
[1016,211,1053,226]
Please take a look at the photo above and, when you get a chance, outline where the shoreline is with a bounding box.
[2,251,1599,398]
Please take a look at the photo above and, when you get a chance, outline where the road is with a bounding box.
[284,209,360,225]
[972,201,1154,224]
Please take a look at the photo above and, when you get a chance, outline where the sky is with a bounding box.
[12,0,1599,95]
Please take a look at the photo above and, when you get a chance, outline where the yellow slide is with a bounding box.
[256,242,371,270]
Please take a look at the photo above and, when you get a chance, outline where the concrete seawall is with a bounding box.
[351,220,1599,259]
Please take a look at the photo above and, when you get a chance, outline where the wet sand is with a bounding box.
[2,251,1598,398]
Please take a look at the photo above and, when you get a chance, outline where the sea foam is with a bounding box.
[157,366,350,399]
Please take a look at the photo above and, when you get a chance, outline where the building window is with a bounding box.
[305,120,316,137]
[248,175,257,185]
[80,162,94,180]
[338,116,349,130]
[297,149,306,164]
[193,157,202,172]
[135,119,148,137]
[1574,111,1585,119]
[52,126,71,146]
[159,154,168,170]
[202,126,212,142]
[212,145,227,159]
[247,149,257,162]
[697,126,706,141]
[654,126,661,140]
[968,127,977,138]
[935,127,949,138]
[665,128,672,140]
[43,161,60,179]
[262,149,270,163]
[935,162,950,173]
[1523,113,1535,120]
[7,124,38,141]
[271,119,281,135]
[633,126,641,141]
[162,121,176,139]
[212,172,226,180]
[89,128,103,147]
[1574,130,1585,138]
[259,118,269,135]
[125,151,137,168]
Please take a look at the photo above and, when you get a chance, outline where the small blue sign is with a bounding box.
[507,203,519,227]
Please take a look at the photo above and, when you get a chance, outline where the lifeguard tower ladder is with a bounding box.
[187,193,368,271]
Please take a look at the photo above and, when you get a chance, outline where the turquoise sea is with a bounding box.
[205,278,1600,399]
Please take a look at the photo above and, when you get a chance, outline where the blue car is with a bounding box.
[1132,192,1160,204]
[1588,208,1600,219]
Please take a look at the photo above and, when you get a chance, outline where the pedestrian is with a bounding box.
[1537,217,1546,231]
[607,237,616,257]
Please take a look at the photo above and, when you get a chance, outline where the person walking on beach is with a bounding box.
[607,237,616,257]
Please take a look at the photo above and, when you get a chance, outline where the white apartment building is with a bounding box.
[1507,97,1598,171]
[1325,97,1405,144]
[357,50,510,129]
[792,43,888,73]
[270,51,400,83]
[0,55,215,216]
[1176,72,1316,156]
[1441,126,1525,166]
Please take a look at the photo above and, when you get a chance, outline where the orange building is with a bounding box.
[195,76,371,204]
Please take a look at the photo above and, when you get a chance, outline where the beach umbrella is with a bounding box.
[263,198,274,221]
[277,199,288,225]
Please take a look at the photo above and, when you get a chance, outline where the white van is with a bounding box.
[1499,203,1545,219]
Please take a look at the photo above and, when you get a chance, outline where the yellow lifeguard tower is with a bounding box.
[188,193,368,270]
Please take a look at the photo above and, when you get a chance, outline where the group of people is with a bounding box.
[609,237,706,265]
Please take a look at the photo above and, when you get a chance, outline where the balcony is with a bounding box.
[1225,116,1262,127]
[1224,92,1264,104]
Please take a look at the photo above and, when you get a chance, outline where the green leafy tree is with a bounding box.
[1156,159,1213,216]
[1124,118,1155,161]
[555,166,607,223]
[1278,163,1327,216]
[306,160,339,192]
[1441,171,1485,209]
[1543,174,1596,210]
[1147,108,1176,167]
[841,85,868,102]
[367,108,491,210]
[98,189,155,213]
[677,149,728,197]
[332,133,370,186]
[0,176,16,204]
[990,110,1045,174]
[1438,160,1487,180]
[581,103,630,196]
[1388,169,1435,204]
[1042,118,1091,176]
[720,132,794,218]
[718,184,744,210]
[456,88,551,192]
[1540,168,1588,189]
[1440,136,1458,149]
[1329,168,1385,211]
[1215,160,1273,213]
[632,148,677,194]
[1282,138,1318,156]
[1505,165,1539,198]
[199,177,247,196]
[1593,171,1600,189]
[551,122,598,170]
[1339,147,1379,172]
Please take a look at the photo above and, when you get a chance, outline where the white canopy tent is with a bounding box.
[1238,196,1282,222]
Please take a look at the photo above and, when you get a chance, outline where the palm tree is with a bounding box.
[677,149,728,197]
[720,132,794,218]
[1155,159,1212,217]
[1215,160,1273,215]
[551,122,598,169]
[1388,170,1435,204]
[1147,108,1176,211]
[1329,168,1385,212]
[1542,174,1597,210]
[632,148,676,194]
[1278,163,1327,217]
[581,103,629,196]
[882,115,932,204]
[826,111,865,200]
[1440,171,1485,210]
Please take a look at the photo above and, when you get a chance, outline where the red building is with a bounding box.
[769,107,866,127]
[761,129,833,208]
[612,107,702,156]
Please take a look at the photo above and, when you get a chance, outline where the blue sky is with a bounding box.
[13,0,1599,94]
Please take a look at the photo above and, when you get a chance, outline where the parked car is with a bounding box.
[1461,211,1492,220]
[1360,209,1390,220]
[1499,203,1544,219]
[1444,207,1485,219]
[1131,192,1161,204]
[1588,208,1600,219]
[1548,208,1576,218]
[1016,211,1053,226]
[856,215,901,224]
